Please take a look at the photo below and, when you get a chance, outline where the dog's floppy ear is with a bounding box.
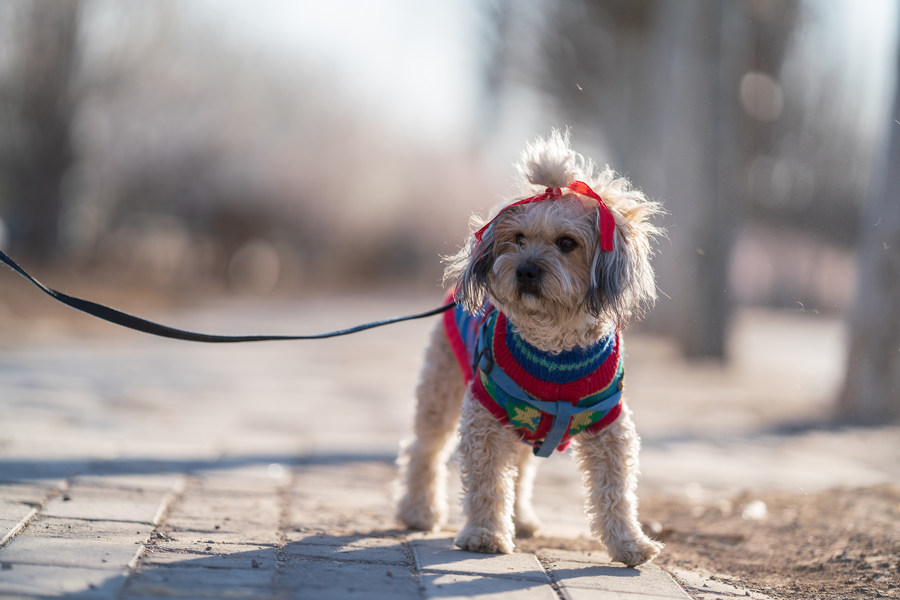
[585,204,659,326]
[444,221,496,314]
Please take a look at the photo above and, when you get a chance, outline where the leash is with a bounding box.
[0,249,455,343]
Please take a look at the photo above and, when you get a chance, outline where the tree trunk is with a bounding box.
[3,1,81,263]
[837,20,900,423]
[650,0,738,359]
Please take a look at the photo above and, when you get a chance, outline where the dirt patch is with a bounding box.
[640,484,900,600]
[520,485,898,599]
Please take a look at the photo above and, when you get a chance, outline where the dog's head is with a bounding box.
[446,130,662,349]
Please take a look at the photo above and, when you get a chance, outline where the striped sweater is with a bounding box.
[444,298,623,456]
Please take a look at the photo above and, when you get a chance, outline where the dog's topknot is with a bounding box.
[516,129,596,191]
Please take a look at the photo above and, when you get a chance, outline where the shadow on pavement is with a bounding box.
[0,451,399,482]
[53,531,638,599]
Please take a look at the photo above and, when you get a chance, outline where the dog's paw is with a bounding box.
[455,527,515,554]
[514,514,541,539]
[396,498,443,532]
[607,536,663,568]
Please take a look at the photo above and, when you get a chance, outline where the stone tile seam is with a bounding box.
[151,476,188,527]
[0,480,69,549]
[273,466,295,578]
[656,569,694,600]
[129,475,190,574]
[399,539,435,600]
[161,539,281,548]
[535,554,567,600]
[39,516,159,526]
[275,468,293,549]
[273,552,414,569]
[0,507,39,550]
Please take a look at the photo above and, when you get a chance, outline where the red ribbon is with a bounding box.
[473,180,615,252]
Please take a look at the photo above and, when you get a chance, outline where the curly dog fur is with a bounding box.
[396,130,663,567]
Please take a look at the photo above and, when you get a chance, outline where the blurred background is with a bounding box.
[0,0,897,422]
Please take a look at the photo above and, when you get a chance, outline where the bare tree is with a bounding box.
[0,0,81,263]
[838,17,900,423]
[651,1,738,359]
[488,1,801,359]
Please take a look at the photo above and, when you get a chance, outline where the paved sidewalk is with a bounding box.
[0,465,688,599]
[2,296,896,598]
[0,296,689,599]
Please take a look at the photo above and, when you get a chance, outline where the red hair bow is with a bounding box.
[473,180,616,252]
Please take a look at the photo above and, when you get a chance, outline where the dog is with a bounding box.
[396,130,663,567]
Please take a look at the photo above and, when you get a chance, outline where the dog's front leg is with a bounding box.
[572,405,663,567]
[455,395,519,554]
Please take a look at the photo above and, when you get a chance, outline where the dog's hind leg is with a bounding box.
[455,397,520,553]
[513,444,541,538]
[396,325,465,531]
[572,404,663,567]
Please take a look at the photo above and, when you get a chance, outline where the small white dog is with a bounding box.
[396,130,663,567]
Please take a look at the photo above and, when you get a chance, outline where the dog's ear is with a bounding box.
[585,205,659,325]
[444,222,496,314]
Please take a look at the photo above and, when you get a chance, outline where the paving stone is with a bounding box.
[282,534,411,565]
[41,487,167,524]
[276,559,419,600]
[190,465,292,492]
[0,535,143,570]
[160,525,280,546]
[124,564,277,598]
[0,508,37,547]
[141,545,279,571]
[411,536,550,583]
[535,547,614,564]
[167,491,282,526]
[25,516,152,543]
[0,564,127,599]
[419,572,559,600]
[561,588,690,600]
[539,550,689,599]
[0,482,59,505]
[285,532,407,547]
[290,462,397,495]
[286,462,397,535]
[72,473,185,493]
[288,495,396,536]
[159,516,236,534]
[0,518,27,544]
[0,500,38,526]
[667,568,774,600]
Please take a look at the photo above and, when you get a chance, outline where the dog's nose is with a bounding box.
[516,262,542,294]
[516,262,540,282]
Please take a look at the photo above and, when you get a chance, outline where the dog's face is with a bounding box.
[445,131,661,350]
[488,195,598,319]
[447,185,659,351]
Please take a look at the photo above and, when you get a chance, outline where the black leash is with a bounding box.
[0,249,455,343]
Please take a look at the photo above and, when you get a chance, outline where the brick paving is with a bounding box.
[0,296,695,598]
[1,296,895,598]
[0,458,687,599]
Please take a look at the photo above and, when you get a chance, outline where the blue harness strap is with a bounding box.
[474,314,622,457]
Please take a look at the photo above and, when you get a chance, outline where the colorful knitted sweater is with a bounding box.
[444,298,624,456]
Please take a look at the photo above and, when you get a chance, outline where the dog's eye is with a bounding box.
[555,236,578,253]
[515,233,526,246]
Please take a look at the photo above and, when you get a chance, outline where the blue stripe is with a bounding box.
[504,319,614,385]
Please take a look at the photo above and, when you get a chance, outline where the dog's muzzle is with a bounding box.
[516,261,542,296]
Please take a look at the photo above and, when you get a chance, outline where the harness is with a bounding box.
[444,299,623,457]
